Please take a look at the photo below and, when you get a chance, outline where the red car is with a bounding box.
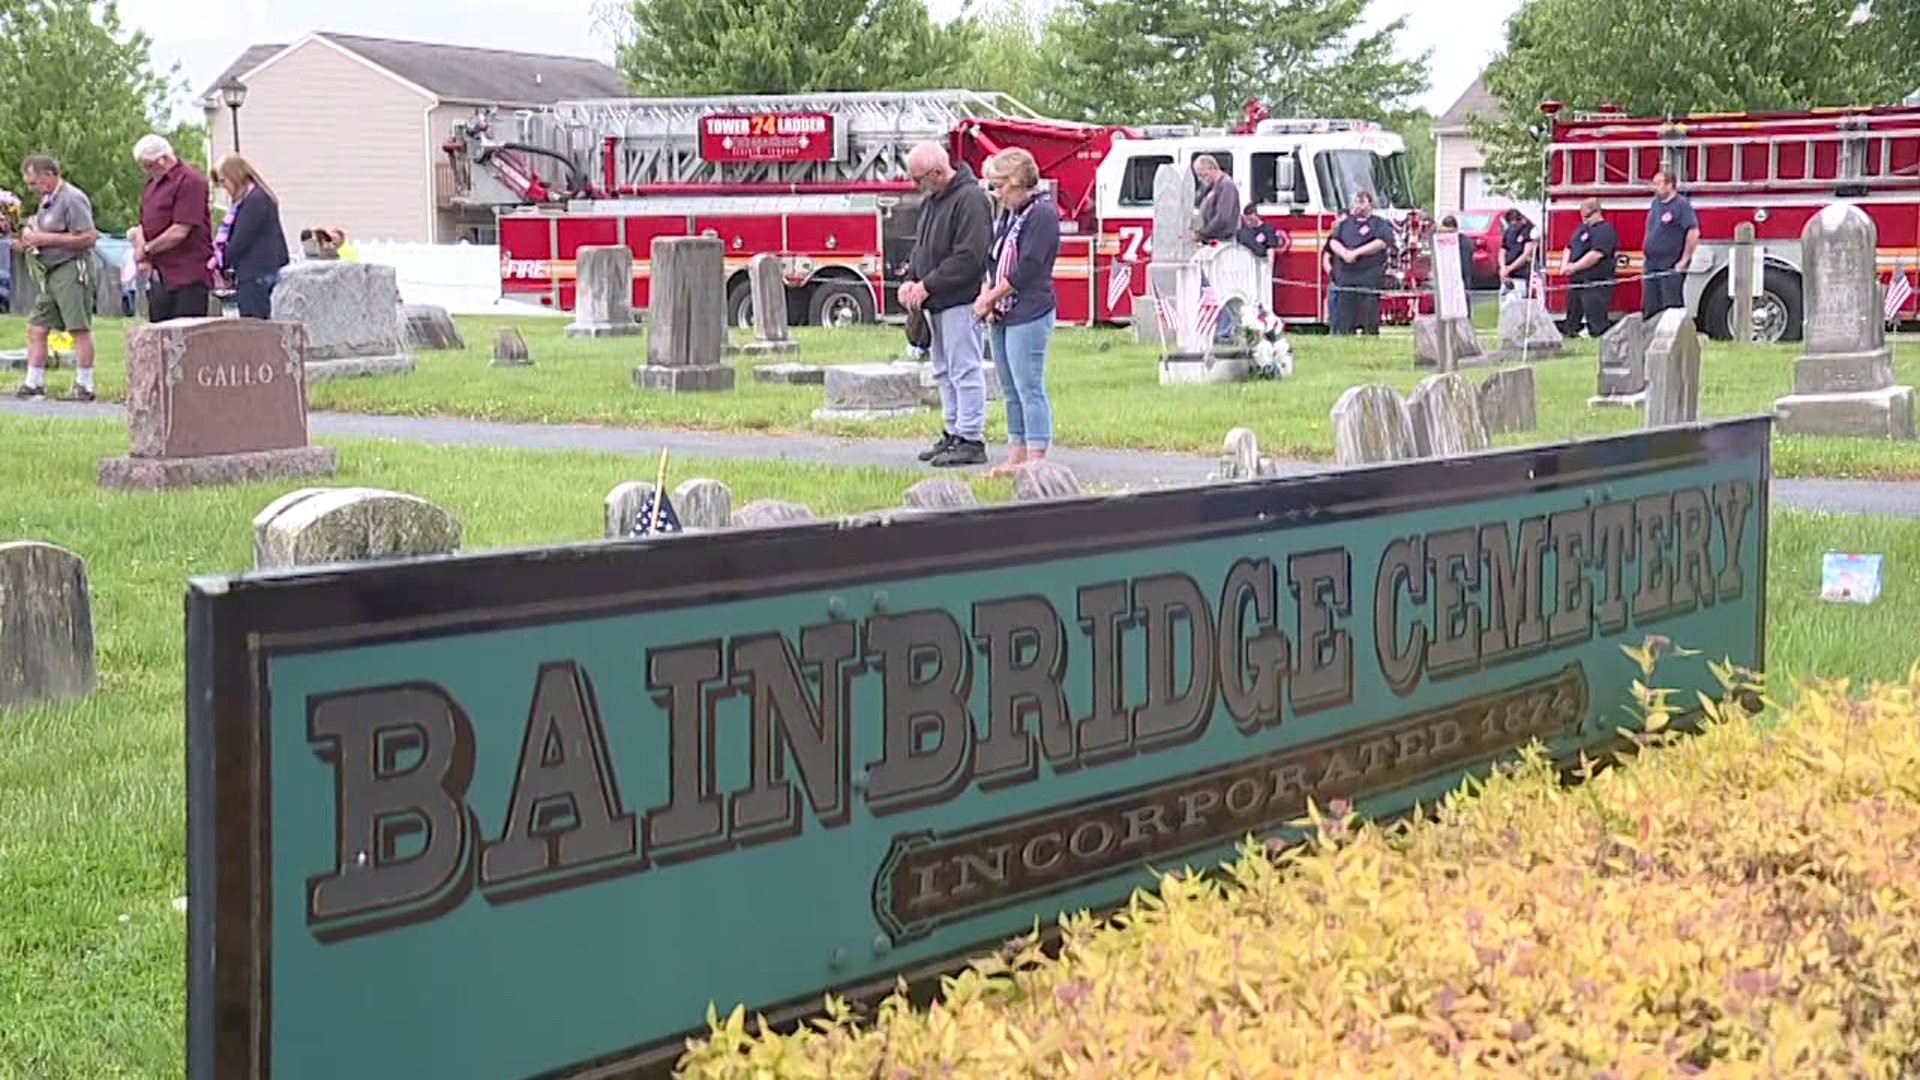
[1453,208,1528,290]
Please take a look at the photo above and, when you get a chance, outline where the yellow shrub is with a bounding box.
[677,655,1920,1079]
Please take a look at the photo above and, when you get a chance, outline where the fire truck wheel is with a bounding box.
[725,279,756,330]
[808,281,875,327]
[1702,265,1803,344]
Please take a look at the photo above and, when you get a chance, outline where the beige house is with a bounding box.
[198,32,627,246]
[1432,75,1529,222]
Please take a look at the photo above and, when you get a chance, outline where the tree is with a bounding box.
[940,0,1050,105]
[1389,108,1434,212]
[614,0,972,95]
[0,0,184,231]
[1032,0,1429,129]
[1474,0,1920,198]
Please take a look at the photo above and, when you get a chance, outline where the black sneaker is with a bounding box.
[930,437,987,468]
[59,386,95,402]
[14,383,45,399]
[918,431,956,462]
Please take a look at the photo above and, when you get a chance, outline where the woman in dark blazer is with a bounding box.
[210,153,289,318]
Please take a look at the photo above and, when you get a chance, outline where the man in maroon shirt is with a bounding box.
[132,133,214,321]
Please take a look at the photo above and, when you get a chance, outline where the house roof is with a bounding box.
[1437,76,1502,131]
[200,32,627,108]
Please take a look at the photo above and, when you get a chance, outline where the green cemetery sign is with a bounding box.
[186,417,1770,1079]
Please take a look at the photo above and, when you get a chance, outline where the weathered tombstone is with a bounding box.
[1330,385,1418,466]
[739,253,796,354]
[566,246,642,338]
[1478,366,1538,436]
[1217,427,1263,480]
[1012,460,1083,501]
[604,481,659,538]
[1413,315,1488,368]
[403,304,466,351]
[97,318,339,490]
[1774,203,1917,439]
[635,236,734,392]
[753,362,825,385]
[0,541,95,710]
[673,478,733,530]
[1590,313,1649,405]
[491,327,532,367]
[269,261,415,380]
[903,477,980,511]
[1131,294,1159,345]
[1643,308,1702,428]
[1407,372,1491,457]
[1150,162,1198,265]
[733,499,817,529]
[1497,300,1567,361]
[252,487,462,571]
[9,244,40,319]
[812,363,924,420]
[90,251,123,318]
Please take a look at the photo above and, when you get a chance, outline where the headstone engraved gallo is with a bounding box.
[566,245,642,339]
[1011,460,1083,501]
[902,477,980,511]
[1497,299,1567,361]
[635,236,734,392]
[0,541,96,711]
[1407,372,1491,457]
[269,261,415,380]
[733,499,817,529]
[1330,385,1419,466]
[737,253,796,354]
[1643,308,1702,428]
[403,304,466,351]
[251,487,462,571]
[813,363,924,420]
[673,478,734,530]
[1774,203,1918,439]
[1590,313,1649,406]
[97,318,338,490]
[1478,366,1538,436]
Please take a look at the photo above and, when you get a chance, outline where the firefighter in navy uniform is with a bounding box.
[1326,191,1392,334]
[1497,208,1536,301]
[1561,197,1618,338]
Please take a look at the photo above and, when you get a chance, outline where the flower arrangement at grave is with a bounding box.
[0,188,21,234]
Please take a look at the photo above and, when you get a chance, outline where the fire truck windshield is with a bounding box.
[1315,149,1412,211]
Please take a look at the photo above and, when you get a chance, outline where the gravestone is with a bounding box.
[739,253,796,354]
[1590,313,1649,405]
[252,487,462,571]
[604,482,667,538]
[1330,385,1418,466]
[269,261,415,380]
[903,477,980,511]
[1220,427,1261,480]
[1643,308,1702,428]
[566,246,641,338]
[90,251,123,317]
[0,541,95,711]
[1012,461,1083,501]
[1478,366,1538,436]
[9,244,40,318]
[1407,373,1490,457]
[1497,301,1566,361]
[1412,315,1487,368]
[403,304,466,351]
[733,499,817,529]
[674,478,734,530]
[914,360,1001,407]
[1131,295,1159,345]
[1774,203,1917,439]
[635,236,734,392]
[753,362,824,385]
[1,347,71,370]
[813,363,923,420]
[98,318,338,490]
[491,327,532,367]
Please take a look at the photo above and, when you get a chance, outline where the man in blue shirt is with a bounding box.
[1641,168,1699,317]
[1327,191,1393,335]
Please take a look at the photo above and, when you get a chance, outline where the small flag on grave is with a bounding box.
[632,446,684,537]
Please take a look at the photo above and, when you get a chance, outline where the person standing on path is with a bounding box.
[133,134,215,322]
[13,154,98,402]
[1641,168,1699,318]
[974,148,1060,478]
[901,141,993,468]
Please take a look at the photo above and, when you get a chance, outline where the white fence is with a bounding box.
[351,241,564,318]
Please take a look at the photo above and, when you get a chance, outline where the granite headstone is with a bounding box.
[1330,385,1419,466]
[567,246,641,338]
[1643,308,1702,428]
[269,261,415,380]
[1774,202,1916,439]
[252,487,462,570]
[0,541,96,711]
[1408,372,1490,457]
[635,236,734,392]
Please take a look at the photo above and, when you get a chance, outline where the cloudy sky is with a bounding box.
[120,0,1520,122]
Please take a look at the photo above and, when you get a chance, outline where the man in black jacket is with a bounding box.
[901,141,993,468]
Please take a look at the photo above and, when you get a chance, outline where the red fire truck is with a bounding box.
[1539,101,1920,341]
[444,90,1428,331]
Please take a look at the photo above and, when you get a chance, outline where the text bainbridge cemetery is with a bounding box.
[187,419,1768,1079]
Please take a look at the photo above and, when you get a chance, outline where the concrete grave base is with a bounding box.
[1774,385,1918,439]
[0,349,72,370]
[1587,392,1649,409]
[565,321,642,339]
[98,445,339,491]
[812,405,922,421]
[1159,351,1252,386]
[731,339,800,356]
[306,355,415,382]
[632,364,736,392]
[753,363,825,385]
[1791,346,1895,396]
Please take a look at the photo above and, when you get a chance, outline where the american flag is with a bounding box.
[1193,283,1222,342]
[1153,288,1179,341]
[630,489,683,537]
[1107,259,1134,311]
[1887,259,1914,325]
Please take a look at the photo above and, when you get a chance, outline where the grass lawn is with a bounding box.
[0,410,1916,1076]
[5,313,1920,481]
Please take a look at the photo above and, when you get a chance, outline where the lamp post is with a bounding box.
[220,78,248,154]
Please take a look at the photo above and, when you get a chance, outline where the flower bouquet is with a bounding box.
[0,188,21,235]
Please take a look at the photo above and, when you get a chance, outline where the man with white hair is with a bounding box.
[900,140,992,468]
[132,133,214,321]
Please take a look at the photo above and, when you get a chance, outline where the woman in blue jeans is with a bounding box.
[973,147,1061,477]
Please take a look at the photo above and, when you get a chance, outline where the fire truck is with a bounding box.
[444,90,1428,331]
[1539,100,1920,342]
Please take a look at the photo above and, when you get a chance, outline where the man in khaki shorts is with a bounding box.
[15,154,99,401]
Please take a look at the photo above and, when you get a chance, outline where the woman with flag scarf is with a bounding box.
[973,147,1060,478]
[209,153,289,318]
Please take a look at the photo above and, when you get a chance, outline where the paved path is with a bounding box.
[9,397,1920,518]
